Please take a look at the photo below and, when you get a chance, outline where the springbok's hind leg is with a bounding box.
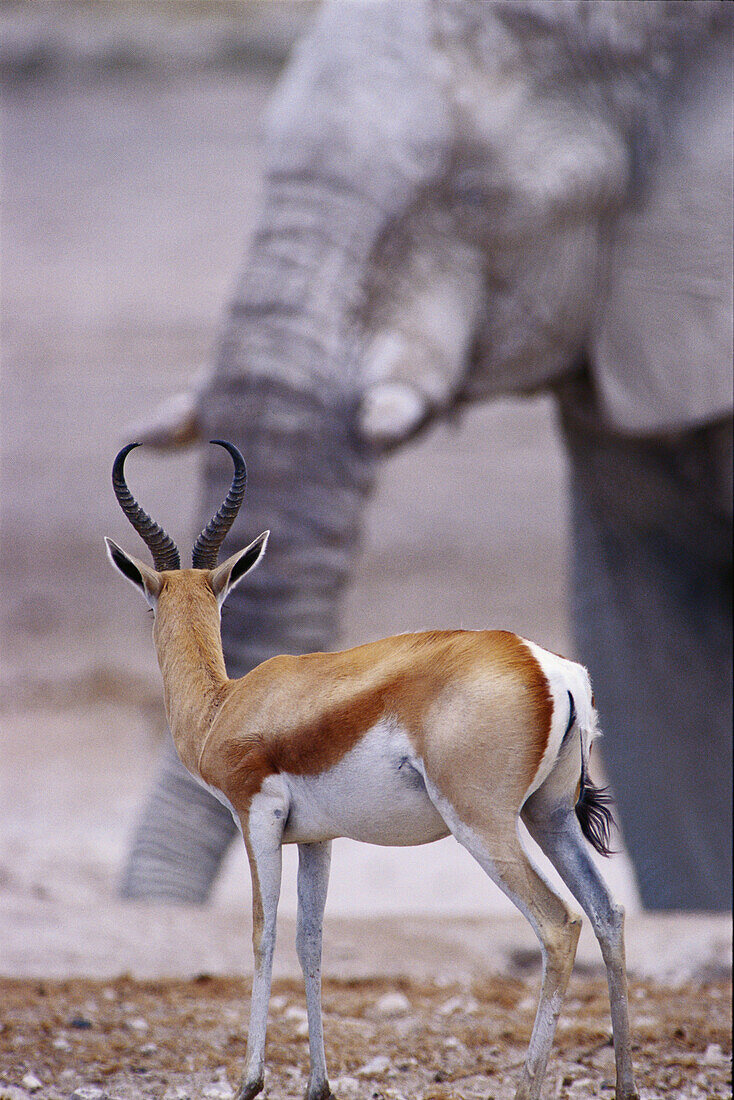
[490,849,581,1100]
[296,841,335,1100]
[523,794,639,1100]
[424,782,581,1100]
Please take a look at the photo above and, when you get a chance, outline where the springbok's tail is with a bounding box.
[576,775,615,856]
[570,687,616,857]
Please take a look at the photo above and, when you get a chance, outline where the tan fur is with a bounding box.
[196,628,552,819]
[141,574,553,828]
[244,831,265,953]
[151,571,229,776]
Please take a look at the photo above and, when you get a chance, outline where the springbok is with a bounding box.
[106,440,638,1100]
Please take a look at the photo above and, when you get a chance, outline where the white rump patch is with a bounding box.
[519,639,597,799]
[280,718,450,847]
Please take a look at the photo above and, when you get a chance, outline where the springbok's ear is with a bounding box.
[105,537,162,605]
[209,531,269,606]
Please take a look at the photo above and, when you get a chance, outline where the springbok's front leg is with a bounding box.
[297,841,334,1100]
[236,787,287,1100]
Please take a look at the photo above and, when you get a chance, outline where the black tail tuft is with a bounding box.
[576,776,616,857]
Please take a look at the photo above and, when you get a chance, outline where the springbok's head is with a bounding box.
[105,439,268,611]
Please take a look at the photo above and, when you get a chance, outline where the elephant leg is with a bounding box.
[120,375,373,902]
[558,374,733,910]
[120,732,239,903]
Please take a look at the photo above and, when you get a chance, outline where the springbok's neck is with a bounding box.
[152,575,230,777]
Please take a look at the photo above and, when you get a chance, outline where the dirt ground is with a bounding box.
[1,973,731,1100]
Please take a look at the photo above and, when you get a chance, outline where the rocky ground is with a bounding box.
[1,973,731,1100]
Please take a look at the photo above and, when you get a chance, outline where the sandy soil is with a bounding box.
[1,973,731,1100]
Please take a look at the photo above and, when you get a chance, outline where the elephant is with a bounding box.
[120,0,732,911]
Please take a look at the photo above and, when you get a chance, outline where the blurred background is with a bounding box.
[5,0,730,978]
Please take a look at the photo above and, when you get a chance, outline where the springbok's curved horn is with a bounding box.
[192,440,247,569]
[112,443,181,571]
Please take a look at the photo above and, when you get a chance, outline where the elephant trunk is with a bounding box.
[201,374,373,677]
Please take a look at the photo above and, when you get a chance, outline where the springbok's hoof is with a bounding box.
[233,1076,263,1100]
[304,1085,337,1100]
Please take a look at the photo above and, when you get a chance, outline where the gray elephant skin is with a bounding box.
[121,0,733,912]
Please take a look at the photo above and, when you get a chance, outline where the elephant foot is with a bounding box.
[233,1075,264,1100]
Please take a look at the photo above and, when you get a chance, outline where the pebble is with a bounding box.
[0,1087,31,1100]
[282,1005,309,1036]
[70,1088,108,1100]
[332,1077,360,1099]
[127,1017,149,1033]
[21,1078,42,1094]
[52,1037,71,1051]
[201,1085,233,1100]
[283,1007,308,1029]
[356,1055,391,1077]
[703,1043,727,1066]
[374,992,410,1017]
[139,1043,158,1055]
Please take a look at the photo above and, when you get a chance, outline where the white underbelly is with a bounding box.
[281,719,449,846]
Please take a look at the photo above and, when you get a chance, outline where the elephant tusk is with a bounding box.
[124,368,211,450]
[357,380,430,449]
